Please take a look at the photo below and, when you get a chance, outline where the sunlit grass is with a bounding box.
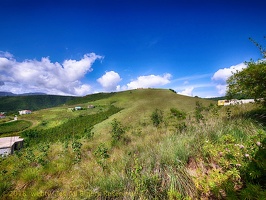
[1,89,265,199]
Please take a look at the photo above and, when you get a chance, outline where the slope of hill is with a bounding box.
[90,88,215,133]
[0,95,76,113]
[1,88,265,199]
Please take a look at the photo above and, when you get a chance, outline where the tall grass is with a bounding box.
[0,89,265,199]
[0,120,32,135]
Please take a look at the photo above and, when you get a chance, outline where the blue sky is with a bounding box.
[0,0,265,97]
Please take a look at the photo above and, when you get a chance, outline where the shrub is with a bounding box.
[94,143,109,169]
[151,109,163,127]
[194,101,205,122]
[110,119,125,145]
[170,108,186,120]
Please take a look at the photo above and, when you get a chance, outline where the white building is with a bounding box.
[0,136,24,157]
[19,110,32,115]
[75,106,82,110]
[218,99,255,106]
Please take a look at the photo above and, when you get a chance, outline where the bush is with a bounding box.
[151,109,163,127]
[110,119,125,145]
[170,108,186,120]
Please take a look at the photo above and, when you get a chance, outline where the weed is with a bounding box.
[195,101,205,123]
[72,140,82,164]
[110,118,125,145]
[151,108,164,127]
[170,108,186,120]
[93,143,109,170]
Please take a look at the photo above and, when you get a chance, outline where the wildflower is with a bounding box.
[236,163,241,167]
[245,154,249,158]
[239,144,244,149]
[256,141,261,146]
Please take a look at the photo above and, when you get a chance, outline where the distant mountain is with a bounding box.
[0,91,46,97]
[19,92,47,96]
[0,92,17,96]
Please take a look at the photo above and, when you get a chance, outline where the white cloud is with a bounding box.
[0,52,102,96]
[97,71,122,91]
[211,62,247,96]
[216,84,227,96]
[0,51,13,59]
[212,63,247,84]
[127,73,171,89]
[178,87,194,96]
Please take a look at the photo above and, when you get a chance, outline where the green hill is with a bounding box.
[88,88,215,133]
[0,95,76,113]
[1,88,265,199]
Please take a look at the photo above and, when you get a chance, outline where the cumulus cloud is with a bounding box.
[127,73,171,89]
[97,71,122,91]
[212,62,247,96]
[178,87,194,96]
[216,84,227,96]
[0,52,102,96]
[0,51,13,59]
[212,63,247,83]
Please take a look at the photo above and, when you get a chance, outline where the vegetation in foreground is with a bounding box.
[0,120,32,136]
[0,89,265,199]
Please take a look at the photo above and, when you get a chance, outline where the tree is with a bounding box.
[110,118,125,145]
[226,38,266,106]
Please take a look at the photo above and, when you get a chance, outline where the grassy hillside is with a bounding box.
[0,95,76,113]
[90,88,215,133]
[0,89,265,199]
[65,92,115,105]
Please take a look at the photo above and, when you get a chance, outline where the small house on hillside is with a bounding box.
[75,106,82,110]
[88,105,95,109]
[67,108,74,112]
[0,113,5,119]
[0,136,24,157]
[19,110,32,115]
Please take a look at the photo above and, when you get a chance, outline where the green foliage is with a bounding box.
[94,143,109,169]
[0,89,266,199]
[72,140,82,163]
[36,143,50,166]
[170,108,186,120]
[169,88,177,93]
[226,107,232,119]
[21,105,121,146]
[151,108,163,127]
[194,101,205,122]
[199,126,266,199]
[227,61,266,103]
[126,154,196,199]
[110,119,125,145]
[227,38,266,105]
[240,183,266,199]
[175,122,187,133]
[0,120,32,135]
[84,127,94,139]
[0,95,75,112]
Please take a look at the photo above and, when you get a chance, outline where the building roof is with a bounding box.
[0,136,24,149]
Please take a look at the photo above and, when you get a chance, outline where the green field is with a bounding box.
[0,89,265,199]
[0,120,32,136]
